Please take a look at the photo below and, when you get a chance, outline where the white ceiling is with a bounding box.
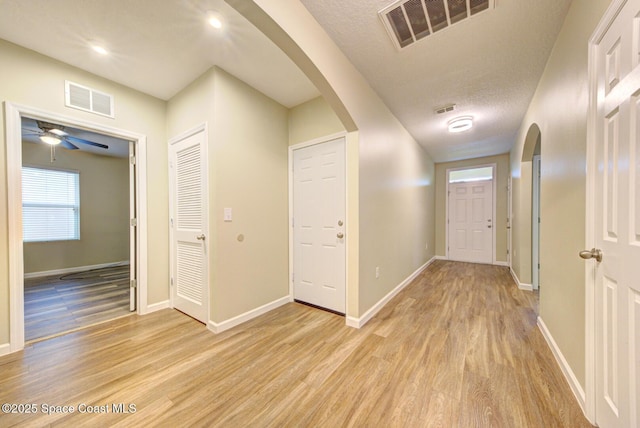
[0,0,319,108]
[0,0,572,162]
[300,0,573,162]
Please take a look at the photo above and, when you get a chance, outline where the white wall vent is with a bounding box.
[65,81,115,118]
[379,0,494,50]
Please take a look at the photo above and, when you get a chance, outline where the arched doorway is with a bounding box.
[522,124,541,292]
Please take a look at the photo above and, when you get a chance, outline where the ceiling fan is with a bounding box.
[22,120,109,151]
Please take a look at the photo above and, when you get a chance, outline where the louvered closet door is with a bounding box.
[169,128,208,323]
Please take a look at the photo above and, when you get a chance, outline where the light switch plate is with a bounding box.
[224,207,232,222]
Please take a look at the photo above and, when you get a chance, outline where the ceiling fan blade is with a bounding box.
[21,128,42,135]
[65,135,109,149]
[60,140,79,150]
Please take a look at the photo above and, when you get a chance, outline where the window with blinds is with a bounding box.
[22,166,80,242]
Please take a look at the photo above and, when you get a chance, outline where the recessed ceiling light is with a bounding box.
[448,116,473,133]
[207,11,223,29]
[91,44,109,55]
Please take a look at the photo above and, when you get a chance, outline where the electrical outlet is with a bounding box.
[425,242,429,250]
[375,266,380,279]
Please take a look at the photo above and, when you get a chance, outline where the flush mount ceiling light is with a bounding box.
[207,11,223,29]
[448,116,473,133]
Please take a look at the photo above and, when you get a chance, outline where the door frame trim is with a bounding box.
[445,163,497,264]
[4,102,148,353]
[288,132,348,317]
[585,0,627,423]
[532,155,541,290]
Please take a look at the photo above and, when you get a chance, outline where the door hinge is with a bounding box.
[292,273,295,283]
[130,155,136,165]
[170,277,174,286]
[292,218,294,228]
[130,279,137,289]
[130,218,137,227]
[170,218,174,227]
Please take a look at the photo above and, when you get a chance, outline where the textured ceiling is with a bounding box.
[1,0,572,163]
[299,0,573,162]
[0,0,319,107]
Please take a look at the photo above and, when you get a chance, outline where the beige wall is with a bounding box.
[510,0,612,389]
[22,142,129,274]
[0,39,167,345]
[288,96,345,145]
[237,0,436,318]
[434,153,510,262]
[167,66,289,324]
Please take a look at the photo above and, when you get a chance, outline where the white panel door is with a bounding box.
[169,129,208,323]
[592,1,640,426]
[448,180,493,264]
[292,138,346,313]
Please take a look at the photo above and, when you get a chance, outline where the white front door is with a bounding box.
[448,180,493,264]
[292,137,346,313]
[169,128,209,323]
[591,1,640,426]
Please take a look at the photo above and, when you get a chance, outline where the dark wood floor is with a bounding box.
[24,265,132,341]
[1,260,591,427]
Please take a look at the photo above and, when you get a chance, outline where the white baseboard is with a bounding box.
[0,343,10,357]
[435,255,448,260]
[24,261,130,279]
[145,300,170,314]
[494,261,509,267]
[537,316,586,414]
[509,266,533,291]
[208,296,289,334]
[347,257,435,329]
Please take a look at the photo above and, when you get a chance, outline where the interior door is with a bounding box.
[169,128,208,323]
[591,1,640,426]
[448,179,493,264]
[292,137,346,313]
[128,141,136,311]
[532,155,541,290]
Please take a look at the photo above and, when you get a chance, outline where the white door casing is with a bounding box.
[4,103,148,355]
[292,137,346,313]
[448,179,493,264]
[129,141,137,311]
[169,126,209,323]
[588,1,640,426]
[532,155,541,290]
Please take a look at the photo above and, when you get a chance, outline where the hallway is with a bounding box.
[0,261,589,427]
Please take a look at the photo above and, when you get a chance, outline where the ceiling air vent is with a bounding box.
[65,81,115,118]
[379,0,494,50]
[435,104,456,114]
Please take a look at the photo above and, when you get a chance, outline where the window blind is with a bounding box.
[22,166,80,242]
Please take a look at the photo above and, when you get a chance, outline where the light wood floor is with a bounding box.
[24,265,132,341]
[1,260,591,427]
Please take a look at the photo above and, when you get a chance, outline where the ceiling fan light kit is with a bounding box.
[39,133,62,145]
[448,116,473,133]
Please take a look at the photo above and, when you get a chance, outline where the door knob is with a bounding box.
[579,248,602,262]
[337,232,344,239]
[196,234,206,241]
